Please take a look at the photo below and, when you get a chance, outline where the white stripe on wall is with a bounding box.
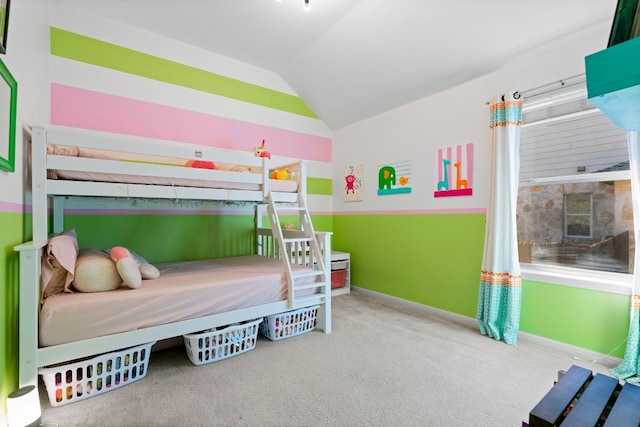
[50,57,331,138]
[50,4,297,95]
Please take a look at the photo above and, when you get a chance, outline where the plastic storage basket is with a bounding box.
[260,305,319,341]
[40,341,155,407]
[183,318,261,366]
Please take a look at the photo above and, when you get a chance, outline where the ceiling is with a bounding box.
[57,0,617,131]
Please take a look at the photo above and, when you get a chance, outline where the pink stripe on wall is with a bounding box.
[51,84,332,163]
[0,201,26,213]
[467,143,473,188]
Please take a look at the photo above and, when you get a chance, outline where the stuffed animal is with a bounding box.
[254,139,271,160]
[72,246,160,292]
[278,168,289,180]
[271,168,289,180]
[110,246,160,289]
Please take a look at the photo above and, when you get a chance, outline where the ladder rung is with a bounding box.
[275,206,305,211]
[294,295,327,305]
[295,282,324,291]
[283,237,312,244]
[293,270,324,279]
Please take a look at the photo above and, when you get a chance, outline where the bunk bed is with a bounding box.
[15,125,332,393]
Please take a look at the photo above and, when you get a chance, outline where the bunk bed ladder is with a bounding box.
[266,192,328,309]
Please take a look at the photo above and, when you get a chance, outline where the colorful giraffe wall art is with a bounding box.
[377,160,412,196]
[434,143,473,197]
[343,164,364,202]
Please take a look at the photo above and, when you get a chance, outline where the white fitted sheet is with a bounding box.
[39,255,319,347]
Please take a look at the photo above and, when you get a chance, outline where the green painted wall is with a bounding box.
[521,280,629,357]
[62,213,333,263]
[333,213,630,357]
[1,212,25,418]
[333,213,486,317]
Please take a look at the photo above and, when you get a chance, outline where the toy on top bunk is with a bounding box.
[41,229,160,298]
[270,168,289,180]
[185,159,216,169]
[254,139,271,160]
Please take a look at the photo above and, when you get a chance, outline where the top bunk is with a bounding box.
[29,125,308,240]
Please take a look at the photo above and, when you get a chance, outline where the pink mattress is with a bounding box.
[39,255,319,347]
[52,170,298,193]
[46,144,299,193]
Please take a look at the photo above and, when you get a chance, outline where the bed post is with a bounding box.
[317,231,332,333]
[52,197,65,234]
[14,241,46,387]
[30,126,48,241]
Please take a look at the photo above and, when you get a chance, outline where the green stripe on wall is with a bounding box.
[1,211,25,416]
[307,177,332,195]
[50,27,318,119]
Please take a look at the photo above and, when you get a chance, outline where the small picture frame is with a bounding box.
[0,0,10,54]
[0,58,16,172]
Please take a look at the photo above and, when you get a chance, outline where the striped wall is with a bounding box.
[49,5,333,250]
[50,7,332,261]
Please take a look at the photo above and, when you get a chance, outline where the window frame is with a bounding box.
[563,192,593,239]
[517,78,634,295]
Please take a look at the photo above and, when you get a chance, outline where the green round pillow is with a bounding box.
[73,248,122,292]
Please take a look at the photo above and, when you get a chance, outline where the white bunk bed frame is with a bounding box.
[15,125,332,388]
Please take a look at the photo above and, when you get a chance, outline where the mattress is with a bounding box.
[46,144,299,192]
[52,169,298,192]
[39,255,319,347]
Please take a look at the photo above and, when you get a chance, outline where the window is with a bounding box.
[564,193,592,238]
[517,75,634,282]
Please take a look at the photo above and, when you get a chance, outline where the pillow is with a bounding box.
[46,144,79,157]
[41,229,79,301]
[73,248,123,293]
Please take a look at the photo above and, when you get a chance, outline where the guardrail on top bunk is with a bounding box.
[28,125,308,240]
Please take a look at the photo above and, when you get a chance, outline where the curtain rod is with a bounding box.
[485,73,585,105]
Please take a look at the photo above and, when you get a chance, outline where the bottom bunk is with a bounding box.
[14,228,332,399]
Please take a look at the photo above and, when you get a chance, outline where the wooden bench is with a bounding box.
[526,365,640,427]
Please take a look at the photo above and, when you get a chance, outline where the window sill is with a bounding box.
[520,264,633,295]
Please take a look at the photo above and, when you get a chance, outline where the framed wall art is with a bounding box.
[0,0,10,54]
[0,57,16,172]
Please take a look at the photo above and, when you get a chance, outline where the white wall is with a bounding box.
[332,21,612,214]
[0,0,50,206]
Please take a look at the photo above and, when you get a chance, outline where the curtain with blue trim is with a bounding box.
[611,131,640,381]
[477,92,523,345]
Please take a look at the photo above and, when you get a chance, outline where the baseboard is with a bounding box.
[351,286,622,369]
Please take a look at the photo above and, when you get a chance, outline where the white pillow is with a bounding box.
[73,248,122,292]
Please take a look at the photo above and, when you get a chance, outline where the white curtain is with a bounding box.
[611,130,640,381]
[477,92,523,345]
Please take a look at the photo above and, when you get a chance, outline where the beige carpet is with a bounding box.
[38,291,613,427]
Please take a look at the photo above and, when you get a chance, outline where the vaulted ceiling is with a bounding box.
[57,0,617,130]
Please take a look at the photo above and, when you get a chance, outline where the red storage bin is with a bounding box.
[331,269,346,289]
